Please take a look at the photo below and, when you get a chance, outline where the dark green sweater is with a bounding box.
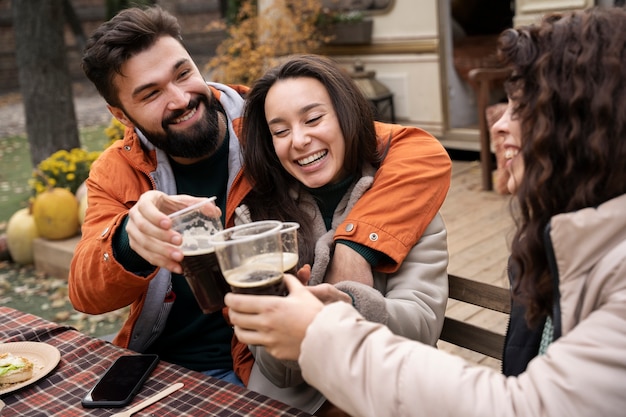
[306,175,385,267]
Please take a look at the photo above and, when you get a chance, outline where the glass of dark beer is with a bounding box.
[210,220,287,296]
[168,197,230,314]
[280,222,300,275]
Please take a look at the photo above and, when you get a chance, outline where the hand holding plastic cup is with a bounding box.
[168,197,230,314]
[210,220,287,296]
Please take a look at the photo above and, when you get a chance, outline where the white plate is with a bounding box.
[0,341,61,395]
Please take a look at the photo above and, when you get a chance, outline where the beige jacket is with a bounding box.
[300,193,626,417]
[239,168,449,413]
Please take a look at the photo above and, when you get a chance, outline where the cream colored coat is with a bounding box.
[300,193,626,417]
[238,167,449,413]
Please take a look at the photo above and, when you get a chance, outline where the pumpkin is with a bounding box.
[32,187,80,240]
[6,208,39,264]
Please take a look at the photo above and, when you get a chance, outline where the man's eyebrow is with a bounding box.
[131,58,190,98]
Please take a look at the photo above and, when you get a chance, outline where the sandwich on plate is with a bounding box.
[0,352,34,384]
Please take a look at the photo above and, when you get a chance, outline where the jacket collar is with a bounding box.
[547,193,626,284]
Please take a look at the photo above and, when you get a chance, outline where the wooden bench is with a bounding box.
[440,274,511,361]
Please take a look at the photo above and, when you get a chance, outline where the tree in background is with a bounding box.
[207,0,327,86]
[12,0,80,166]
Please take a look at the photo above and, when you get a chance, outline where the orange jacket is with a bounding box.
[68,83,250,363]
[228,121,452,270]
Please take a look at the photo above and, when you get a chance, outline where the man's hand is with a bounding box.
[325,243,374,286]
[225,275,324,360]
[125,191,220,273]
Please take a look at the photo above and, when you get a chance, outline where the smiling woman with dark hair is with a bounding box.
[231,54,450,415]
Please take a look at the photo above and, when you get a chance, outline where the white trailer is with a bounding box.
[321,0,596,152]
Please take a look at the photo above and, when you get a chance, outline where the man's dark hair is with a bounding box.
[82,6,182,107]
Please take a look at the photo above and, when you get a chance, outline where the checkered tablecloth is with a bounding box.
[0,306,312,416]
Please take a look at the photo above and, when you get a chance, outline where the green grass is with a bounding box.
[0,125,110,232]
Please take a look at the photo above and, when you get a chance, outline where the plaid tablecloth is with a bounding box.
[0,306,313,417]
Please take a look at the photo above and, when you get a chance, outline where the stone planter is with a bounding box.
[323,19,373,45]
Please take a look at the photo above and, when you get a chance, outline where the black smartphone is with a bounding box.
[81,354,159,408]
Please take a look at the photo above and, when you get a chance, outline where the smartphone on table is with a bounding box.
[81,354,160,408]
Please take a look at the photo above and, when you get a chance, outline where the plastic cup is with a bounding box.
[168,197,230,314]
[210,220,287,296]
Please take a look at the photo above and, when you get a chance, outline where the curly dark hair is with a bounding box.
[499,7,626,325]
[81,6,182,108]
[241,54,383,267]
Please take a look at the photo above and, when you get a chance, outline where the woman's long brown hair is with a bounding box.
[499,7,626,326]
[240,54,383,267]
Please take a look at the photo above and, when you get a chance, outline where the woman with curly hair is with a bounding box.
[225,6,626,416]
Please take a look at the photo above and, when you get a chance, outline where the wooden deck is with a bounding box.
[437,160,514,369]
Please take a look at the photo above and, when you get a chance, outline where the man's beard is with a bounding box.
[132,94,224,159]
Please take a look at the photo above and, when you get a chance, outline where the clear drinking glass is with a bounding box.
[210,220,287,296]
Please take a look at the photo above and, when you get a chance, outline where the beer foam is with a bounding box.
[180,230,215,253]
[282,252,298,272]
[242,252,298,271]
[225,261,283,288]
[181,245,216,256]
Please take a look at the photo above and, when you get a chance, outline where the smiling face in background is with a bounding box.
[108,36,223,163]
[492,100,524,194]
[265,77,347,188]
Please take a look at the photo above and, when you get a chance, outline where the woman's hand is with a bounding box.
[308,283,353,304]
[296,264,311,284]
[225,274,324,360]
